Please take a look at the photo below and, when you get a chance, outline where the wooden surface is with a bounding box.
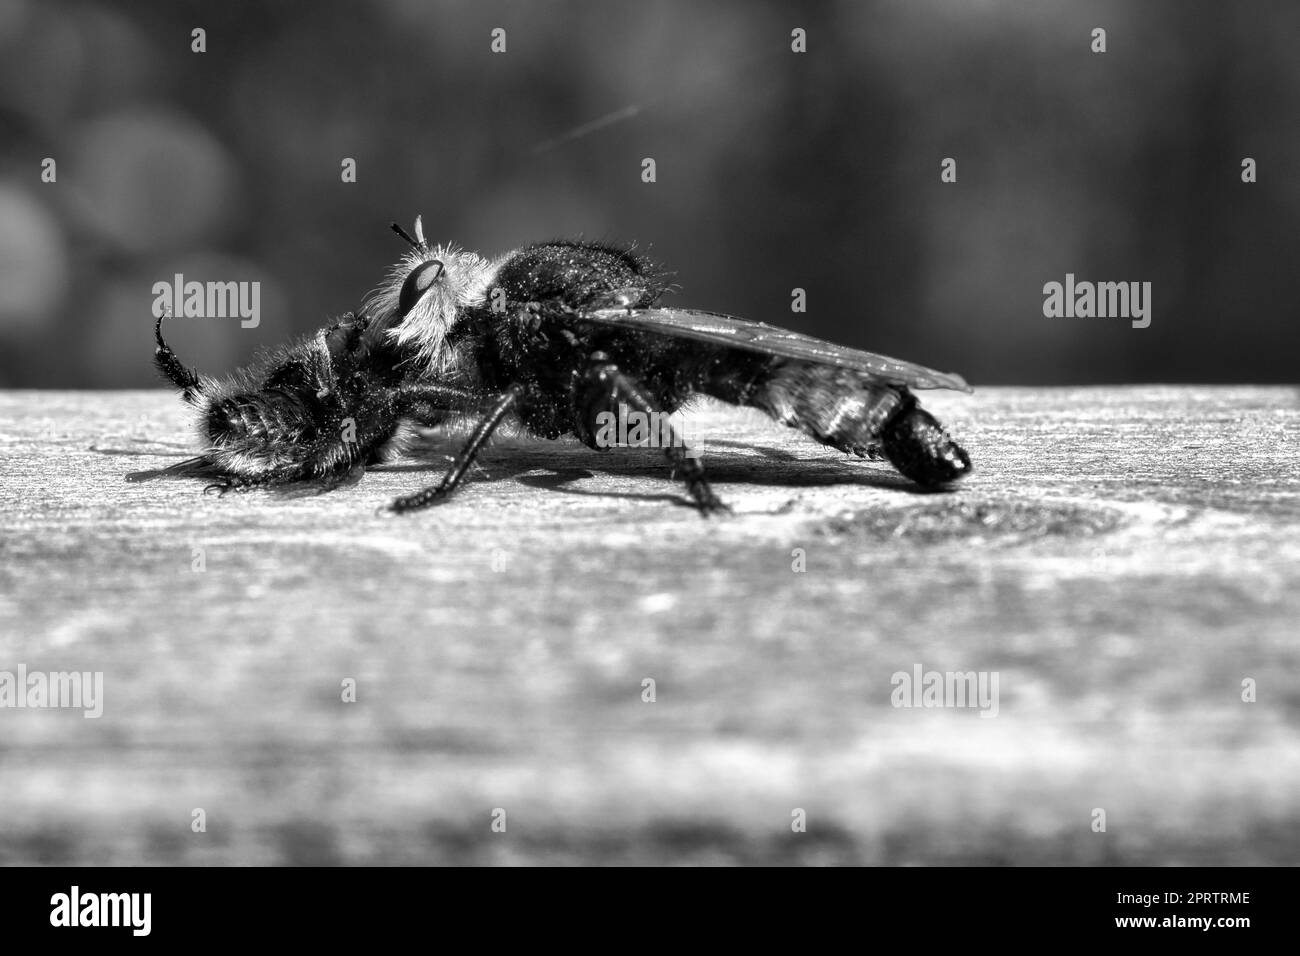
[1,386,1297,865]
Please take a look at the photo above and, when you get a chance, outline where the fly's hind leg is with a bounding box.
[847,442,885,460]
[576,354,729,517]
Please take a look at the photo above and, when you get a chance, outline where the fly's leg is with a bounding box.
[394,382,483,426]
[387,386,522,513]
[844,442,884,460]
[576,355,729,517]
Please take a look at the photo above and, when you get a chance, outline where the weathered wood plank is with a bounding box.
[0,387,1297,864]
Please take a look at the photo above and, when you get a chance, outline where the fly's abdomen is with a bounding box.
[717,358,971,486]
[731,360,903,456]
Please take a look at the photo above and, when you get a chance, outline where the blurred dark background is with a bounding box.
[0,0,1297,388]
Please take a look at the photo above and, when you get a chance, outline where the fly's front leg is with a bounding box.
[386,385,523,514]
[575,354,728,517]
[394,381,483,427]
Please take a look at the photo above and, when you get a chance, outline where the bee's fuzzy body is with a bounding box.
[133,311,419,490]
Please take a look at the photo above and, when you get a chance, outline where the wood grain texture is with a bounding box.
[0,386,1297,865]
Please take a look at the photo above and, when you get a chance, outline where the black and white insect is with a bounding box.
[133,217,972,515]
[128,305,462,494]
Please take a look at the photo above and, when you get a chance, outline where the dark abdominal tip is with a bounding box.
[952,444,972,473]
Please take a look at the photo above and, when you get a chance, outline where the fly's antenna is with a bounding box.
[389,215,429,254]
[154,310,202,404]
[389,222,419,248]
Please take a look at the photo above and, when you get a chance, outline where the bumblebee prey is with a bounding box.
[134,216,972,515]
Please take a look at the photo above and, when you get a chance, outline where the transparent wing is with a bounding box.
[579,307,972,392]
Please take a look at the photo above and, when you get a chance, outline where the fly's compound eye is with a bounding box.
[398,259,445,315]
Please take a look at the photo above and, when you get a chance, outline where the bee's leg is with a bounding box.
[387,386,522,513]
[153,313,202,404]
[202,474,268,496]
[577,357,729,517]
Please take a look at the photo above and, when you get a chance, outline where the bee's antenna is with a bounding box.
[390,215,429,253]
[154,311,202,404]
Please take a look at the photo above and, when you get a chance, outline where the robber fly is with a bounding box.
[134,217,972,515]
